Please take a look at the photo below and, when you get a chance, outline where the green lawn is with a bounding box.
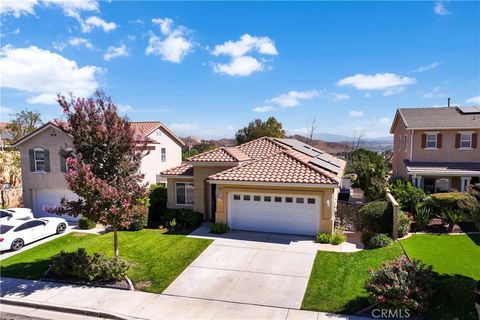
[400,234,480,280]
[401,234,480,320]
[0,229,212,293]
[302,243,403,313]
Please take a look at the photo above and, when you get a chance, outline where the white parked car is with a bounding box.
[0,208,34,223]
[0,217,68,251]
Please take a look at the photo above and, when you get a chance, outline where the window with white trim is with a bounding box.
[64,147,74,172]
[34,147,45,172]
[460,133,472,148]
[176,182,194,205]
[426,133,437,148]
[161,148,166,162]
[397,135,402,151]
[404,135,408,152]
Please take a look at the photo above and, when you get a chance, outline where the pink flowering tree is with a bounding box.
[54,91,148,257]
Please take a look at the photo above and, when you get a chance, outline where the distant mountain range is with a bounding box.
[181,133,392,154]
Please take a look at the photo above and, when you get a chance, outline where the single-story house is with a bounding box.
[160,137,346,235]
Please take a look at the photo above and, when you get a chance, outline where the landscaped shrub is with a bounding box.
[414,203,432,231]
[397,211,411,238]
[367,233,393,249]
[361,230,375,247]
[78,217,96,230]
[389,179,426,213]
[427,192,477,216]
[316,232,332,244]
[360,201,393,234]
[365,256,434,313]
[50,248,128,282]
[364,176,387,202]
[210,222,229,234]
[330,228,347,245]
[438,209,464,231]
[127,214,148,231]
[161,209,203,230]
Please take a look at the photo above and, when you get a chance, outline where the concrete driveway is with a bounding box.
[163,226,321,309]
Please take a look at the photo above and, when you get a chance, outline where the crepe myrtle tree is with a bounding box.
[52,91,148,257]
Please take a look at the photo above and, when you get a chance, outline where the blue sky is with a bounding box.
[1,1,479,140]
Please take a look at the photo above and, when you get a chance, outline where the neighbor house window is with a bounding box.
[398,136,402,151]
[426,133,437,148]
[460,133,472,148]
[34,147,45,172]
[161,148,166,162]
[176,182,194,205]
[404,135,408,152]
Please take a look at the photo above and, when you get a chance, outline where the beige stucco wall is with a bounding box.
[16,126,73,210]
[214,184,337,234]
[411,129,479,162]
[192,165,237,216]
[166,176,195,209]
[391,118,410,179]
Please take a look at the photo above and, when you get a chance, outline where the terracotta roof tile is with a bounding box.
[188,147,239,162]
[209,150,338,185]
[161,163,193,176]
[130,121,161,136]
[237,137,287,159]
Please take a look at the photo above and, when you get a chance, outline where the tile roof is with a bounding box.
[236,137,287,159]
[130,121,162,136]
[395,107,480,131]
[188,147,240,162]
[209,150,339,185]
[160,163,194,176]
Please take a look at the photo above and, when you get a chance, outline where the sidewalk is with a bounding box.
[0,277,368,320]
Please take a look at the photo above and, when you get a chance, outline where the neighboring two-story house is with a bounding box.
[12,121,183,221]
[390,106,480,193]
[160,137,346,235]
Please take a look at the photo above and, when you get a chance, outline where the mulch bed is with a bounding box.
[41,268,133,290]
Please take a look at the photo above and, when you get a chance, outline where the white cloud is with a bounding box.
[466,96,480,104]
[152,18,173,35]
[434,1,450,15]
[413,61,442,73]
[146,18,193,63]
[267,90,319,108]
[0,45,102,105]
[363,93,372,98]
[378,117,392,125]
[348,110,364,118]
[12,28,21,35]
[0,106,15,120]
[212,56,263,77]
[337,73,416,96]
[168,122,235,139]
[69,37,93,49]
[211,34,278,77]
[81,16,117,33]
[253,106,275,113]
[103,44,128,61]
[330,92,350,101]
[0,0,37,18]
[423,86,446,98]
[117,104,133,113]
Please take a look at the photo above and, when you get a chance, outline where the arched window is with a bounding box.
[34,147,45,172]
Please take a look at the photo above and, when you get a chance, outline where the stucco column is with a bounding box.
[460,177,471,192]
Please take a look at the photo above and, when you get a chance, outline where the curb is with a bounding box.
[0,297,136,320]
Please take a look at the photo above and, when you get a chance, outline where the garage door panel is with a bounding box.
[36,189,79,222]
[228,192,320,236]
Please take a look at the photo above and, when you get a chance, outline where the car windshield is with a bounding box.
[0,225,14,234]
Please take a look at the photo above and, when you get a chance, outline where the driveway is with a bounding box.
[164,226,321,309]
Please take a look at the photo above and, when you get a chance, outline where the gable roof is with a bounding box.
[188,147,246,162]
[131,121,185,146]
[11,121,69,147]
[390,106,480,133]
[208,149,339,185]
[160,163,193,176]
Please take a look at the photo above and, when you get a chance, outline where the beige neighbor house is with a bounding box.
[12,121,184,221]
[390,106,480,193]
[160,137,346,235]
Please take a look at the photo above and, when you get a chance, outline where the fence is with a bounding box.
[336,200,364,231]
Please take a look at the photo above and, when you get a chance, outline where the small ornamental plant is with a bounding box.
[365,256,434,313]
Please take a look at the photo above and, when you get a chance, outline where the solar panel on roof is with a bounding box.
[316,153,341,167]
[292,146,320,157]
[310,158,340,174]
[458,106,480,114]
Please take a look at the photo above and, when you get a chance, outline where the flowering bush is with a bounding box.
[365,256,434,313]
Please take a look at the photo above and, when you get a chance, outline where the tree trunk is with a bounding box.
[113,228,119,257]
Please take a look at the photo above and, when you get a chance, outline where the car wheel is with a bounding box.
[11,238,24,251]
[56,223,67,234]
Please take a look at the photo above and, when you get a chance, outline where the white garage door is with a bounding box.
[35,189,79,222]
[228,192,321,236]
